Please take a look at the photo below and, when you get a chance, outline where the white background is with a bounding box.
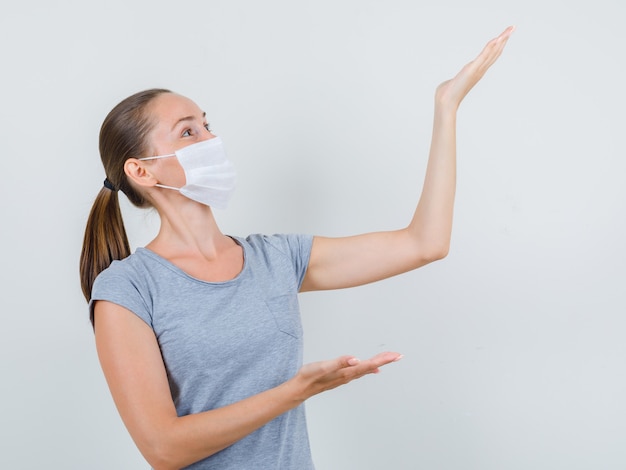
[1,1,625,469]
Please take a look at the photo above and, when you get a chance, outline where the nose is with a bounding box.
[201,127,217,141]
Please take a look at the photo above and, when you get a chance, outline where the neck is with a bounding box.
[148,198,229,260]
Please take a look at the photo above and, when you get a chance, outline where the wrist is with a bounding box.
[434,95,460,115]
[280,375,309,407]
[433,102,458,126]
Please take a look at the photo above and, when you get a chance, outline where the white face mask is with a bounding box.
[140,137,236,209]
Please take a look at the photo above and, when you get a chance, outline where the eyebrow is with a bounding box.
[171,111,207,131]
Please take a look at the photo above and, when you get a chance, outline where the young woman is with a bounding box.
[80,27,514,470]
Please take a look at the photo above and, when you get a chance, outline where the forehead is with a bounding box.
[148,93,204,126]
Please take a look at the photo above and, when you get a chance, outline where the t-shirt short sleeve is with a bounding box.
[89,259,153,327]
[247,233,313,290]
[85,233,316,469]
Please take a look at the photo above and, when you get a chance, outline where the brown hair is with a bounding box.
[79,88,172,302]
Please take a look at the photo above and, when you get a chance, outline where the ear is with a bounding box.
[124,158,159,188]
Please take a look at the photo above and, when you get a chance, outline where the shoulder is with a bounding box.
[89,250,155,326]
[93,250,150,288]
[235,234,313,289]
[239,233,314,257]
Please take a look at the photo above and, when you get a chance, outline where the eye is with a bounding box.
[204,122,212,132]
[182,128,192,137]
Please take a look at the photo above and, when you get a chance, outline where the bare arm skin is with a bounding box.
[301,26,515,292]
[95,301,401,469]
[95,27,513,470]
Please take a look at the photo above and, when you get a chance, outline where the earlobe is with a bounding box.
[124,159,159,188]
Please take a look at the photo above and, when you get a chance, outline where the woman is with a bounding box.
[80,27,514,470]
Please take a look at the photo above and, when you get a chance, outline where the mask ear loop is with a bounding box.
[154,184,181,191]
[137,154,180,190]
[139,153,176,161]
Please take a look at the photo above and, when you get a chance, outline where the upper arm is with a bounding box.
[93,300,178,463]
[300,228,445,292]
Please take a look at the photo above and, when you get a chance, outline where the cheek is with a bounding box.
[158,159,187,187]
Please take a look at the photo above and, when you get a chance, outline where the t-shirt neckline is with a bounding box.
[135,235,247,285]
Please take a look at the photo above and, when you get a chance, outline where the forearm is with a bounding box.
[408,26,514,256]
[139,352,397,469]
[407,101,458,259]
[144,379,304,469]
[300,107,458,292]
[297,28,514,291]
[96,282,402,468]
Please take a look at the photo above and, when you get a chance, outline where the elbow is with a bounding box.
[404,227,451,267]
[139,429,221,470]
[424,248,449,265]
[417,240,450,265]
[431,243,450,261]
[142,441,177,470]
[139,432,187,470]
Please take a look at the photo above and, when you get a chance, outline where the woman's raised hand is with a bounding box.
[289,352,404,401]
[435,26,515,110]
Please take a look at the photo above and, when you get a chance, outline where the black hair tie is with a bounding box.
[103,178,117,191]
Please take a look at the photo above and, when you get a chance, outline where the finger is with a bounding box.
[367,351,404,367]
[332,355,360,368]
[475,26,515,69]
[345,351,403,377]
[496,25,516,41]
[486,26,515,53]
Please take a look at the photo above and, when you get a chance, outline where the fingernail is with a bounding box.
[348,358,360,366]
[393,354,404,362]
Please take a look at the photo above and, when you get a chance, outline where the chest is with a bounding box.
[148,279,304,404]
[165,245,244,283]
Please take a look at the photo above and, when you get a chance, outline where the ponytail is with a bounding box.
[79,88,172,303]
[79,185,130,302]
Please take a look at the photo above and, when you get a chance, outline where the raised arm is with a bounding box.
[301,26,514,292]
[94,301,401,469]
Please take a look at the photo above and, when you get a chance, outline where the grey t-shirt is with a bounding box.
[90,233,315,469]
